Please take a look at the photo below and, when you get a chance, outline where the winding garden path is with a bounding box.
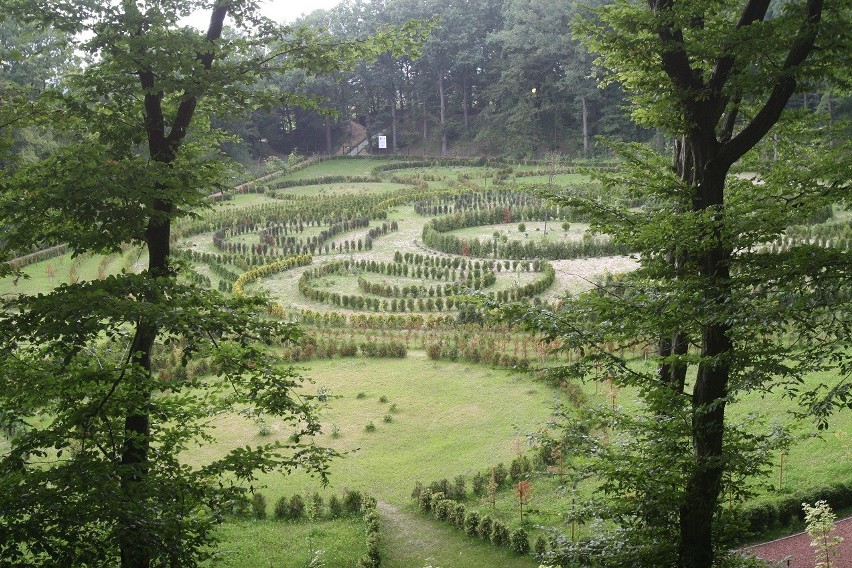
[376,500,538,568]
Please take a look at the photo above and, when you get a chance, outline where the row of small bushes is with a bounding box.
[299,260,479,313]
[266,175,380,192]
[174,248,256,272]
[412,457,534,504]
[235,489,365,521]
[354,260,494,286]
[298,257,552,314]
[369,156,617,176]
[426,341,532,370]
[413,188,550,217]
[423,223,629,261]
[5,244,69,271]
[234,219,399,258]
[270,307,458,329]
[281,339,407,362]
[175,190,397,240]
[357,498,382,568]
[393,250,549,273]
[427,206,574,234]
[216,234,373,258]
[356,273,496,299]
[416,489,531,555]
[186,269,211,288]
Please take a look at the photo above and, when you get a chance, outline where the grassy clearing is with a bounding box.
[185,356,565,505]
[276,158,398,180]
[730,366,852,503]
[210,517,364,568]
[211,193,280,209]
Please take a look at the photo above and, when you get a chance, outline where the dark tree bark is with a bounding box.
[422,101,428,143]
[642,0,826,563]
[462,75,469,130]
[119,6,229,568]
[390,84,398,152]
[438,71,447,155]
[325,117,332,155]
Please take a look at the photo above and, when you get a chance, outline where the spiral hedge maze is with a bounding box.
[169,156,645,329]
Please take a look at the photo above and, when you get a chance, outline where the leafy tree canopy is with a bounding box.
[0,2,428,567]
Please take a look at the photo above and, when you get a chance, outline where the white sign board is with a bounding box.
[377,135,387,149]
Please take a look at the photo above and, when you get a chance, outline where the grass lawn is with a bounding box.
[379,502,539,568]
[209,517,364,568]
[512,173,590,185]
[212,193,280,209]
[275,158,398,180]
[186,356,566,506]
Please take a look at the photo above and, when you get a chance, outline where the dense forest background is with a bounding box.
[2,0,849,165]
[241,0,850,160]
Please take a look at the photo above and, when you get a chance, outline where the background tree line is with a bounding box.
[3,0,849,166]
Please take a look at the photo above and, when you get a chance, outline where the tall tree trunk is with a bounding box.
[581,96,589,157]
[391,86,398,152]
[553,104,560,149]
[658,138,692,395]
[118,8,228,567]
[365,111,372,154]
[422,102,428,143]
[462,75,469,130]
[676,138,732,567]
[438,71,447,156]
[325,118,332,155]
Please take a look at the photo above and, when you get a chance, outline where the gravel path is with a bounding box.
[741,517,852,567]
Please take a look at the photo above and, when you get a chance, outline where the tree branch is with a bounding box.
[719,0,825,166]
[165,4,229,152]
[650,0,703,93]
[707,0,773,93]
[719,95,742,143]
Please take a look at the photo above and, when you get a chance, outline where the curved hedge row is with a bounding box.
[174,248,263,273]
[212,218,398,258]
[5,244,69,271]
[414,189,549,218]
[298,255,555,312]
[299,263,460,313]
[422,217,629,261]
[288,309,456,329]
[356,273,496,299]
[232,254,312,296]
